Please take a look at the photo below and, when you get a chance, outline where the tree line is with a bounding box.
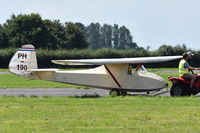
[0,13,139,50]
[1,13,200,68]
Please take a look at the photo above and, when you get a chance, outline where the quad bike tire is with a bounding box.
[170,84,191,96]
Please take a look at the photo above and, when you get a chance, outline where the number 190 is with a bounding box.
[17,65,28,71]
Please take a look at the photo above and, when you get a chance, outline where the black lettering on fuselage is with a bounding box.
[18,53,27,59]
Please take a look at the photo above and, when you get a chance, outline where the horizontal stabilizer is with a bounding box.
[27,69,59,80]
[51,56,182,65]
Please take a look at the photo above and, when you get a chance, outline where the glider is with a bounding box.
[9,44,182,95]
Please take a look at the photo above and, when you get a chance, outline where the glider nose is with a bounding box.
[153,74,168,89]
[160,78,168,89]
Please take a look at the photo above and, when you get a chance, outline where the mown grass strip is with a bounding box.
[0,96,200,133]
[0,69,8,71]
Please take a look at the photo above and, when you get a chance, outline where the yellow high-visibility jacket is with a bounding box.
[178,59,190,77]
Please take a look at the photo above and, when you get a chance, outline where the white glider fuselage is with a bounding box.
[30,64,167,91]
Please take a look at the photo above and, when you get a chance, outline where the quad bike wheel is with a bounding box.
[170,84,191,96]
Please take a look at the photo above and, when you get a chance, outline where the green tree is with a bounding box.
[2,14,88,49]
[64,22,88,49]
[0,13,139,50]
[113,24,119,49]
[0,24,8,48]
[75,22,86,32]
[173,44,187,55]
[86,23,102,49]
[157,45,174,55]
[100,24,112,48]
[43,19,67,49]
[118,26,135,49]
[4,13,48,48]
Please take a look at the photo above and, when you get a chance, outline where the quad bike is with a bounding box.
[168,72,200,96]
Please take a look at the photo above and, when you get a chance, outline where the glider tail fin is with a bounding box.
[9,44,38,77]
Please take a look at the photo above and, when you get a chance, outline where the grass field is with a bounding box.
[0,96,200,133]
[0,69,8,71]
[0,69,199,133]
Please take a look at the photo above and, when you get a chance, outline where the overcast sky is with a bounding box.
[1,0,200,50]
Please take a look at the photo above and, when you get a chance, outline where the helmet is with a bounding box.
[186,52,194,57]
[183,52,193,59]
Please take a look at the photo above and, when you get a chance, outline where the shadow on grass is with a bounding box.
[69,93,101,98]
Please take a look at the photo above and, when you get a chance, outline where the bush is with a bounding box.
[0,48,16,68]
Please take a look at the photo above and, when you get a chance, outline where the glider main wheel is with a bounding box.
[109,89,120,96]
[170,84,190,96]
[120,91,128,96]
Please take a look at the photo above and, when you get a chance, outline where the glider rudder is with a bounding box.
[9,44,38,77]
